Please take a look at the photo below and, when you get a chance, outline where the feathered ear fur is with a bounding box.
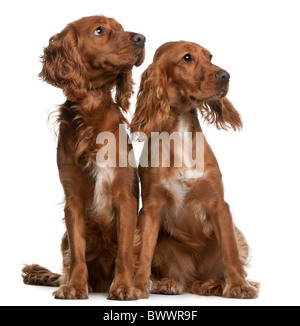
[200,97,243,131]
[115,71,134,112]
[39,25,89,102]
[130,61,170,138]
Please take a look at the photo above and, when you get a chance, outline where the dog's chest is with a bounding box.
[161,176,190,208]
[90,164,115,217]
[159,114,211,234]
[160,175,213,238]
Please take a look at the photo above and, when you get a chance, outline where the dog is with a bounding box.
[22,15,145,300]
[131,41,259,299]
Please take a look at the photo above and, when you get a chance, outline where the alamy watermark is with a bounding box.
[96,124,204,178]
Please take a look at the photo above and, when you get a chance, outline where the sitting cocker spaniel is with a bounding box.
[131,41,259,299]
[22,15,145,300]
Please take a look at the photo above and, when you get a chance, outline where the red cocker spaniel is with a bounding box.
[22,15,145,300]
[131,41,259,299]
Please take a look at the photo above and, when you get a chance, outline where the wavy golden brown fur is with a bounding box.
[22,15,145,300]
[131,41,259,299]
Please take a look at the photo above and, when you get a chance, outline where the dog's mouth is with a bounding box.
[190,87,228,103]
[134,48,145,67]
[103,47,145,70]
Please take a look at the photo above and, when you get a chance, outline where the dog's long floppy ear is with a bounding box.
[115,71,134,113]
[200,97,243,131]
[130,61,170,138]
[39,25,89,102]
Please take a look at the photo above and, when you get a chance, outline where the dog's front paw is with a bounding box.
[151,278,184,295]
[108,285,145,300]
[53,284,88,299]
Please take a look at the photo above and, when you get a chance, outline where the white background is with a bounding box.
[1,0,300,306]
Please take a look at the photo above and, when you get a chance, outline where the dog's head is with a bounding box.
[39,15,145,109]
[131,41,242,137]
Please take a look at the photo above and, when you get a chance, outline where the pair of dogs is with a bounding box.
[22,15,259,300]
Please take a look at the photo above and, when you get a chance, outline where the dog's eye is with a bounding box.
[209,55,213,61]
[183,54,193,63]
[94,27,105,36]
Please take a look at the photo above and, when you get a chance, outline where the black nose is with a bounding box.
[130,33,146,48]
[215,70,230,84]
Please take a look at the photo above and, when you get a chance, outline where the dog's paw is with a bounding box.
[151,278,184,295]
[107,285,144,300]
[224,281,260,299]
[53,285,88,299]
[190,279,224,297]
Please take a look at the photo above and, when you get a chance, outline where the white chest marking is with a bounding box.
[90,164,115,217]
[160,114,206,214]
[161,177,190,210]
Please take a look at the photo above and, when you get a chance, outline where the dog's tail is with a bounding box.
[22,264,61,287]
